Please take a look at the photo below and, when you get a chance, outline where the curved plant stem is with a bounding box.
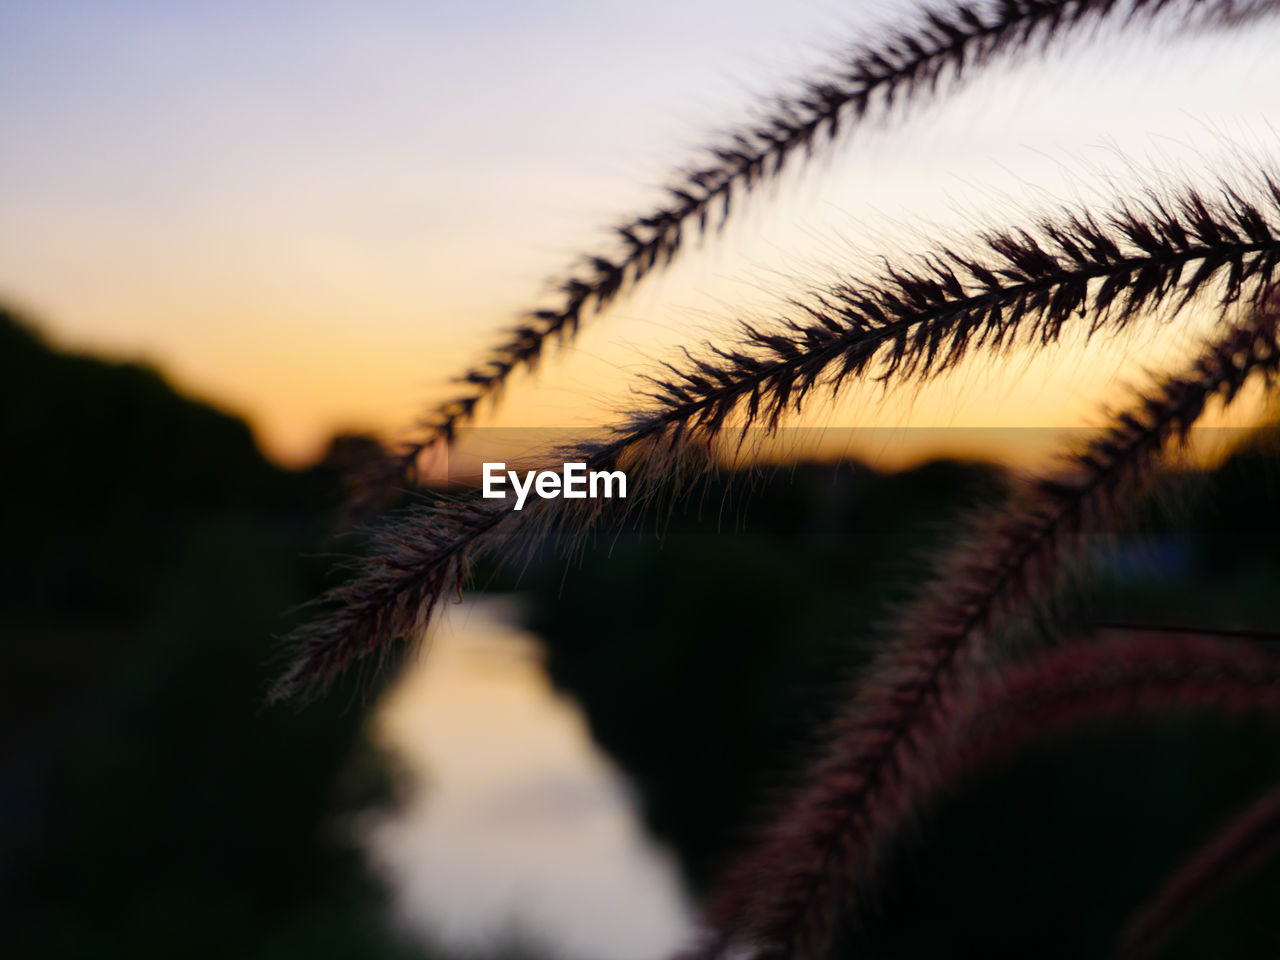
[683,632,1280,959]
[277,178,1280,702]
[691,293,1280,959]
[1117,779,1280,959]
[352,0,1232,516]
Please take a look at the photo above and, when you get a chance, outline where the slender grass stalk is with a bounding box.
[276,176,1280,702]
[352,0,1234,517]
[682,632,1280,960]
[273,498,506,700]
[940,633,1280,770]
[904,634,1280,953]
[691,294,1280,960]
[1117,779,1280,959]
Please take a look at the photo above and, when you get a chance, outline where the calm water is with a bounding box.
[362,596,696,960]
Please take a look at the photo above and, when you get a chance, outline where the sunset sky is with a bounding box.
[4,0,1280,468]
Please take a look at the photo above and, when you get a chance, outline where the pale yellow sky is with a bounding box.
[3,1,1279,469]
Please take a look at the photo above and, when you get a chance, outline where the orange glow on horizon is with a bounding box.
[4,3,1280,473]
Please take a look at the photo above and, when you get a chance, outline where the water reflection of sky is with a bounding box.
[363,597,696,960]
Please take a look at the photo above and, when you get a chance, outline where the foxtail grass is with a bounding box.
[278,174,1280,702]
[351,0,1238,517]
[686,291,1280,959]
[689,628,1280,959]
[1117,777,1280,958]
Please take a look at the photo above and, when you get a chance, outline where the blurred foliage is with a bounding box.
[6,304,1280,958]
[517,435,1280,957]
[519,460,1010,889]
[0,309,422,959]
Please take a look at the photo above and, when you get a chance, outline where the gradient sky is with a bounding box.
[3,0,1279,466]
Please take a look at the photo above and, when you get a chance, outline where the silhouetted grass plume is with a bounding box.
[280,172,1280,703]
[351,0,1244,516]
[688,290,1280,960]
[1118,777,1280,958]
[268,2,1280,956]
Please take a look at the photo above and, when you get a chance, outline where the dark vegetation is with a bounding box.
[519,440,1280,959]
[6,300,1280,958]
[0,310,419,959]
[11,1,1280,957]
[279,0,1280,956]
